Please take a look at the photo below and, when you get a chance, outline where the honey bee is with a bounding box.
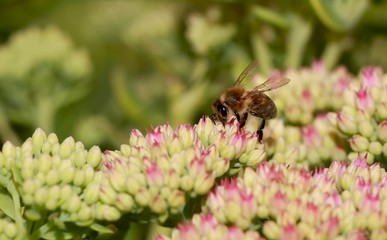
[211,61,290,142]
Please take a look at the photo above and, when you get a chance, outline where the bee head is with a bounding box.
[212,99,229,125]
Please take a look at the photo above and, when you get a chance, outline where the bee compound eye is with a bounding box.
[218,105,228,118]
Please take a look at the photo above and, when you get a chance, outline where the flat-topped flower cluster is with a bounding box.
[262,63,387,167]
[160,155,387,240]
[0,64,386,239]
[0,117,264,239]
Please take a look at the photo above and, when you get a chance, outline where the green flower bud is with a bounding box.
[4,222,17,238]
[73,169,85,187]
[164,169,180,189]
[84,183,100,205]
[224,201,241,223]
[22,179,36,195]
[194,173,215,195]
[115,193,134,212]
[257,205,269,218]
[109,171,126,192]
[378,121,387,142]
[358,120,374,138]
[59,137,75,159]
[337,112,357,135]
[2,141,16,159]
[66,195,82,213]
[32,128,46,156]
[368,141,383,156]
[150,195,167,214]
[21,166,34,179]
[126,177,140,195]
[78,205,93,222]
[41,142,52,154]
[135,189,151,206]
[376,102,387,120]
[120,144,131,157]
[82,165,95,185]
[212,159,229,177]
[21,138,32,155]
[97,205,120,221]
[37,154,51,173]
[47,133,59,144]
[246,148,266,166]
[48,186,61,200]
[167,190,185,209]
[263,221,280,239]
[45,198,58,211]
[23,194,34,205]
[168,137,183,155]
[34,187,48,206]
[87,146,102,168]
[99,185,117,205]
[180,175,193,192]
[45,169,61,186]
[60,185,73,202]
[74,150,87,168]
[349,135,369,152]
[61,166,75,184]
[339,173,352,190]
[51,143,60,155]
[219,145,236,160]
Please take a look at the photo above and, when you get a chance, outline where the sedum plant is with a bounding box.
[0,117,264,239]
[0,63,386,239]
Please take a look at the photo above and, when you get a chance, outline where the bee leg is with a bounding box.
[257,119,266,143]
[210,114,217,124]
[238,112,248,129]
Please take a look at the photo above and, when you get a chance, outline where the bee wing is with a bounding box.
[233,61,258,86]
[247,93,277,119]
[249,74,290,93]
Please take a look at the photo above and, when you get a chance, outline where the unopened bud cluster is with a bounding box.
[156,213,262,240]
[0,214,17,240]
[102,117,264,221]
[0,128,106,226]
[330,66,387,164]
[256,61,354,125]
[264,116,346,167]
[263,64,387,167]
[0,116,265,237]
[160,156,387,239]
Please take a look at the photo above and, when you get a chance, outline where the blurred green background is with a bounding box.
[0,0,386,149]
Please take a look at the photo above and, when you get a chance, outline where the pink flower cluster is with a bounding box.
[160,155,387,239]
[262,64,387,167]
[101,117,265,220]
[331,66,387,163]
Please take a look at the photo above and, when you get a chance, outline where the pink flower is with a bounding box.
[301,125,321,146]
[146,162,164,186]
[319,216,340,238]
[353,153,368,168]
[361,190,380,212]
[335,77,350,94]
[355,87,374,111]
[362,66,381,88]
[280,224,301,240]
[146,126,164,146]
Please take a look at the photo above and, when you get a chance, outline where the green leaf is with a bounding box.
[251,5,289,29]
[25,209,42,221]
[252,34,272,76]
[285,15,312,68]
[90,223,115,234]
[0,189,15,220]
[309,0,369,32]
